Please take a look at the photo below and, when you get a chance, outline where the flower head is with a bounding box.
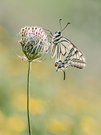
[19,26,50,61]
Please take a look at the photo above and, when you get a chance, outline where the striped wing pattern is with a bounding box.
[60,38,86,69]
[51,37,86,70]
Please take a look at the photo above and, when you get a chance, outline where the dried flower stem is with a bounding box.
[27,61,32,135]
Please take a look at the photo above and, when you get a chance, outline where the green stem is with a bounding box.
[27,61,32,135]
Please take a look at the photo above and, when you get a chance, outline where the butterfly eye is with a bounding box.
[58,31,61,35]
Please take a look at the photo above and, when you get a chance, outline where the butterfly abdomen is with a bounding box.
[70,59,86,69]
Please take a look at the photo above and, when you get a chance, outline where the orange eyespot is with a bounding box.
[55,63,58,67]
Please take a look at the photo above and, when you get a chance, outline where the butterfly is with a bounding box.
[45,19,86,80]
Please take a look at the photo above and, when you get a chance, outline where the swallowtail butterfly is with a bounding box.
[46,19,86,80]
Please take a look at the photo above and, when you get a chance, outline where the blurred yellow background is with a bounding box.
[0,0,101,135]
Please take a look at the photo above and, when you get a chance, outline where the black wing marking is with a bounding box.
[55,37,86,69]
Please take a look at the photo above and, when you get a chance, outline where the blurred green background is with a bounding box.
[0,0,101,135]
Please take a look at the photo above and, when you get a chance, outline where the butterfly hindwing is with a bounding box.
[54,37,86,69]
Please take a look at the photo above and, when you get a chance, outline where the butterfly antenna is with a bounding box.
[61,22,71,32]
[59,19,62,31]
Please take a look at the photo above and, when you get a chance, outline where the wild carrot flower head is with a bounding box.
[19,26,50,61]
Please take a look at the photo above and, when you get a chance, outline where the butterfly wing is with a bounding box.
[59,37,86,69]
[51,40,66,61]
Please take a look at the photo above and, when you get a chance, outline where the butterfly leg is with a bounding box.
[61,69,66,80]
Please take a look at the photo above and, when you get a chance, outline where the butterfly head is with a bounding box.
[55,31,61,36]
[53,31,62,38]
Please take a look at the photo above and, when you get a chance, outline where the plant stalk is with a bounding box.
[27,61,32,135]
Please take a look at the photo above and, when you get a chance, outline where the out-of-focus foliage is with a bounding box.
[0,0,101,135]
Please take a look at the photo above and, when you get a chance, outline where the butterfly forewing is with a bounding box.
[60,38,74,56]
